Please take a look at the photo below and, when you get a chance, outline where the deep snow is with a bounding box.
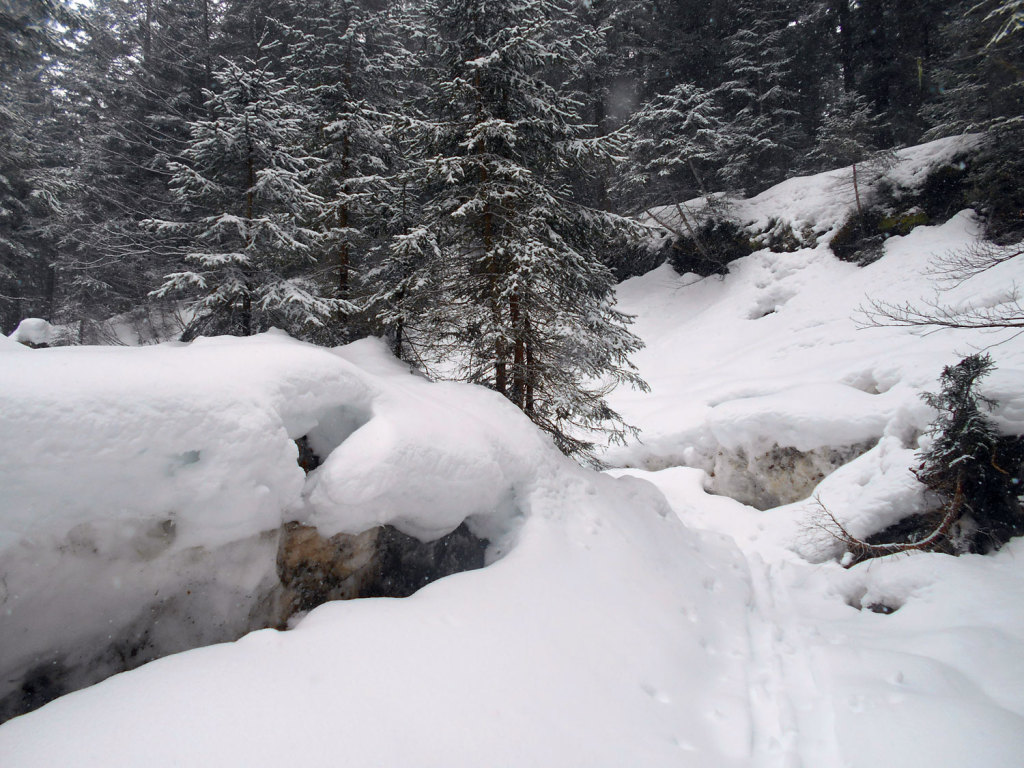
[2,139,1024,766]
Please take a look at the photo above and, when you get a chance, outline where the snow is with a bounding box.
[644,135,981,243]
[2,141,1024,767]
[7,317,58,346]
[610,210,1024,472]
[0,332,756,766]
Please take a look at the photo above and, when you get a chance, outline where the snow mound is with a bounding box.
[0,333,556,722]
[7,318,59,346]
[708,382,892,454]
[0,334,762,767]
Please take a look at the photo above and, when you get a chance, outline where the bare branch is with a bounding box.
[860,294,1024,330]
[810,486,964,568]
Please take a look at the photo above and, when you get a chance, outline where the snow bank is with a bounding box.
[0,332,554,721]
[612,465,1024,768]
[3,137,1023,768]
[599,151,1024,766]
[610,209,1024,519]
[0,333,762,767]
[7,318,59,346]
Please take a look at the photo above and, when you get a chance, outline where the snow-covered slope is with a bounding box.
[645,135,979,245]
[2,143,1024,767]
[602,152,1024,765]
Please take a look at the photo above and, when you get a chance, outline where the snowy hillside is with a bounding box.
[2,144,1024,767]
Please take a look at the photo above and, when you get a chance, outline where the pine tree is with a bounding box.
[716,0,807,192]
[397,0,647,460]
[150,58,341,338]
[812,89,885,217]
[0,0,77,333]
[925,0,1024,238]
[41,0,220,338]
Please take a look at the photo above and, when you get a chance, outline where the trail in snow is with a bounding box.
[743,554,841,768]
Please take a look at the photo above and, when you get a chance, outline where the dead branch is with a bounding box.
[811,484,964,568]
[927,241,1024,288]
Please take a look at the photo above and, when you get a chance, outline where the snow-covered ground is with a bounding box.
[2,141,1024,766]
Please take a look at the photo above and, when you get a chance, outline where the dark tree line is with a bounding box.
[1,0,1020,456]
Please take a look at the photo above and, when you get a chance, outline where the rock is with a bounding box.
[274,521,488,623]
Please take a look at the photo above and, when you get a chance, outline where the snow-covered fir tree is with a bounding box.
[0,0,75,332]
[916,353,1024,552]
[49,0,218,339]
[716,0,805,192]
[925,0,1024,237]
[151,58,342,338]
[811,89,884,216]
[623,82,724,207]
[391,0,648,460]
[283,0,415,343]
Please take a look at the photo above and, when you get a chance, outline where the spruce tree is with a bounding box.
[397,0,647,460]
[0,0,76,332]
[716,0,806,192]
[926,0,1024,238]
[283,0,414,343]
[623,82,724,207]
[915,353,1024,553]
[151,58,340,338]
[812,90,885,217]
[42,0,219,338]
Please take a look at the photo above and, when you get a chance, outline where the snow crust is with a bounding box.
[3,140,1024,767]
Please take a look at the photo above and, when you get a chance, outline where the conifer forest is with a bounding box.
[2,0,1022,454]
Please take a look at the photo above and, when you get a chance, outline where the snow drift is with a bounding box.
[0,333,548,720]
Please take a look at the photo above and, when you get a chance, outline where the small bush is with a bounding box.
[828,208,886,265]
[606,238,670,281]
[667,218,755,277]
[827,354,1024,566]
[919,162,969,220]
[913,354,1024,553]
[966,139,1024,241]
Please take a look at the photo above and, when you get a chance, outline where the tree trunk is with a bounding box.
[835,0,854,92]
[486,211,506,396]
[852,162,862,218]
[510,287,526,409]
[201,0,213,95]
[480,166,506,396]
[524,321,535,416]
[243,123,256,336]
[337,131,351,308]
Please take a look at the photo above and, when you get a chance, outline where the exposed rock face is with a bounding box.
[708,440,876,510]
[275,521,488,623]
